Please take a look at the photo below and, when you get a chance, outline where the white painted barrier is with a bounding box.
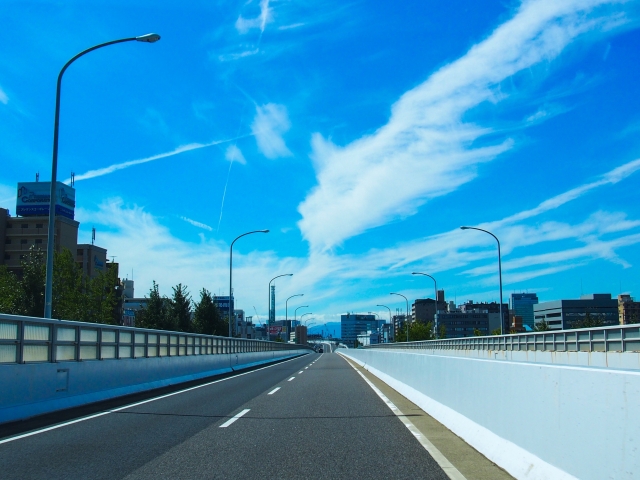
[340,349,640,480]
[0,350,308,424]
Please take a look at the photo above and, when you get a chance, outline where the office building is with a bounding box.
[436,312,501,338]
[460,300,509,332]
[412,290,447,324]
[511,293,538,329]
[618,295,640,325]
[341,313,379,348]
[533,294,618,330]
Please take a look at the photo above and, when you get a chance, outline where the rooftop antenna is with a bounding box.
[70,172,75,187]
[110,256,117,263]
[91,227,96,245]
[35,172,39,182]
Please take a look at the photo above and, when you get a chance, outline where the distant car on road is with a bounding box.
[318,348,323,353]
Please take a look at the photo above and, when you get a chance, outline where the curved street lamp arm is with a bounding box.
[44,34,161,318]
[460,226,504,335]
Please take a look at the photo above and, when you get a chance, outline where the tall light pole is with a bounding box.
[412,272,439,337]
[44,33,161,319]
[294,305,309,326]
[268,273,292,331]
[300,312,313,325]
[377,304,393,341]
[285,294,304,323]
[390,292,409,342]
[461,226,504,335]
[229,230,269,337]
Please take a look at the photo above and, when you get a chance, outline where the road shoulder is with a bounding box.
[339,353,513,480]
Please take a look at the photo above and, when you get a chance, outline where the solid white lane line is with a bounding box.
[268,387,281,395]
[219,409,250,428]
[288,377,295,381]
[0,354,309,445]
[341,355,467,480]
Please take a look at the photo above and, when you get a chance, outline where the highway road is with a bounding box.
[0,348,506,479]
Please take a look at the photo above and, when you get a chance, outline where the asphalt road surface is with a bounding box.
[0,350,451,479]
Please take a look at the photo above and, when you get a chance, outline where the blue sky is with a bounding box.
[2,0,640,328]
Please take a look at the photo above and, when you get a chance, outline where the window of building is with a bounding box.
[4,254,9,260]
[35,239,42,244]
[6,223,12,228]
[20,239,28,244]
[4,238,10,244]
[21,224,28,229]
[19,254,25,260]
[546,312,562,318]
[36,223,43,229]
[77,249,83,256]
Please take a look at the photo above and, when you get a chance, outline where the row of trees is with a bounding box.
[0,247,119,323]
[0,247,227,336]
[135,282,228,336]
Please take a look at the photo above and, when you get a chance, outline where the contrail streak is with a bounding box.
[66,136,250,183]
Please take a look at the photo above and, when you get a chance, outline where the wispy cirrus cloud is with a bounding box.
[67,136,249,183]
[236,0,272,35]
[251,103,292,159]
[297,0,630,253]
[225,144,246,165]
[0,86,8,105]
[179,216,213,231]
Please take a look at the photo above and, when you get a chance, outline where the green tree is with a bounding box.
[473,328,483,336]
[438,323,447,340]
[170,283,192,332]
[571,312,605,329]
[20,246,46,317]
[84,266,119,324]
[491,328,502,335]
[136,281,171,330]
[52,249,85,321]
[410,321,435,341]
[0,266,25,315]
[534,320,550,331]
[192,288,225,335]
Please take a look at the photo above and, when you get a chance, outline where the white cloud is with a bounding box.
[179,216,213,231]
[67,136,249,183]
[225,144,246,165]
[217,49,260,62]
[236,0,272,34]
[0,86,8,105]
[251,103,292,159]
[75,156,640,320]
[297,0,629,252]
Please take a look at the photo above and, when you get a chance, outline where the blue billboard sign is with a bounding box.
[16,182,76,220]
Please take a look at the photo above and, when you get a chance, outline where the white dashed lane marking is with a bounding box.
[219,409,250,428]
[268,387,280,395]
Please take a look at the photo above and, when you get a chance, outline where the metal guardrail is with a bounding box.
[366,324,640,353]
[0,313,311,364]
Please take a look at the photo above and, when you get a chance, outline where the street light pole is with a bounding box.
[285,294,304,323]
[390,293,409,342]
[460,226,504,335]
[268,273,292,335]
[300,312,313,325]
[44,33,161,319]
[411,272,439,337]
[377,304,392,342]
[229,230,269,337]
[294,305,309,326]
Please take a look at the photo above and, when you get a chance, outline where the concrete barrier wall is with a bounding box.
[340,349,639,480]
[1,349,308,424]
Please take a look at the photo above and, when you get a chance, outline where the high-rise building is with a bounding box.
[511,293,538,329]
[341,313,378,348]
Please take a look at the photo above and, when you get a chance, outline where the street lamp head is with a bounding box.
[136,33,161,43]
[260,229,270,233]
[460,226,469,230]
[286,273,293,276]
[411,272,419,275]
